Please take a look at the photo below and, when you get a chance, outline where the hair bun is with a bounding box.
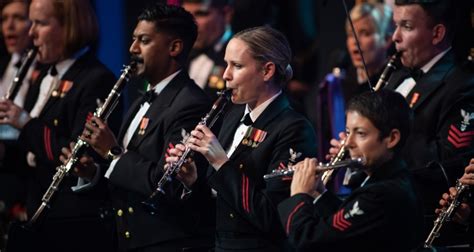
[285,64,293,82]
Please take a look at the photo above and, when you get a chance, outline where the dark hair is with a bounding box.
[233,26,293,87]
[395,0,455,43]
[138,3,197,63]
[182,0,232,8]
[346,89,413,152]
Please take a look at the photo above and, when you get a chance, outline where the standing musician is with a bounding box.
[279,89,423,251]
[0,0,118,251]
[65,3,214,251]
[168,26,317,251]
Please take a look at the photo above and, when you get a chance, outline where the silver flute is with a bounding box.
[424,180,470,248]
[5,47,38,100]
[28,62,136,224]
[142,89,232,212]
[263,157,365,180]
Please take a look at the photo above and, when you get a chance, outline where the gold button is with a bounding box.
[125,231,130,239]
[53,119,58,126]
[128,207,134,214]
[239,164,243,169]
[229,213,234,218]
[117,209,123,217]
[51,90,59,97]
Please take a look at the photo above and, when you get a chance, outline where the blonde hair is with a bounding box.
[347,3,394,39]
[233,26,293,86]
[50,0,98,57]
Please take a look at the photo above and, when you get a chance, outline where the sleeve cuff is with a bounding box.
[71,164,102,192]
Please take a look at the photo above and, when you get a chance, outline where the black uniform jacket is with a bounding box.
[278,157,424,252]
[12,52,118,252]
[385,51,474,213]
[208,93,317,251]
[107,70,213,250]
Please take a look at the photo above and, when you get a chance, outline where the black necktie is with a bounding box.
[50,64,58,76]
[14,60,22,69]
[141,90,157,104]
[242,113,253,126]
[409,68,424,82]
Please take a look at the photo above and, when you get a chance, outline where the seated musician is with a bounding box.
[278,89,424,251]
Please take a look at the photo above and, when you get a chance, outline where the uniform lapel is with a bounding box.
[39,54,91,116]
[406,52,455,110]
[126,71,189,148]
[117,97,142,142]
[385,69,409,91]
[218,104,245,152]
[229,94,289,159]
[0,54,11,78]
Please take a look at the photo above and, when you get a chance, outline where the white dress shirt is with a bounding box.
[395,47,451,97]
[105,70,181,178]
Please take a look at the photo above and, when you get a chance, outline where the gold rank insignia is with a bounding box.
[138,117,149,135]
[241,127,267,148]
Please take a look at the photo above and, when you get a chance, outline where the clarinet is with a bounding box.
[5,47,38,100]
[372,52,401,91]
[28,62,137,224]
[142,89,232,212]
[424,180,470,248]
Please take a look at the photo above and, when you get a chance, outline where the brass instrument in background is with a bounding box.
[372,52,401,91]
[263,157,365,180]
[142,89,232,213]
[424,180,470,248]
[321,140,347,185]
[5,47,38,100]
[28,62,137,224]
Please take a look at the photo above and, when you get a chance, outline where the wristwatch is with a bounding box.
[106,146,123,161]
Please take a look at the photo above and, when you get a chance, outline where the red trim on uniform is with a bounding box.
[448,136,472,148]
[245,176,250,213]
[448,125,473,148]
[450,125,474,137]
[279,162,286,169]
[448,130,473,144]
[281,176,292,181]
[242,175,246,212]
[332,209,351,231]
[286,201,305,234]
[43,126,53,160]
[241,175,250,213]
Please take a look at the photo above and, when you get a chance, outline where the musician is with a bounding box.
[70,3,214,251]
[168,26,317,251]
[279,89,423,251]
[384,0,474,239]
[313,2,394,194]
[0,0,118,251]
[0,0,35,107]
[183,0,233,100]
